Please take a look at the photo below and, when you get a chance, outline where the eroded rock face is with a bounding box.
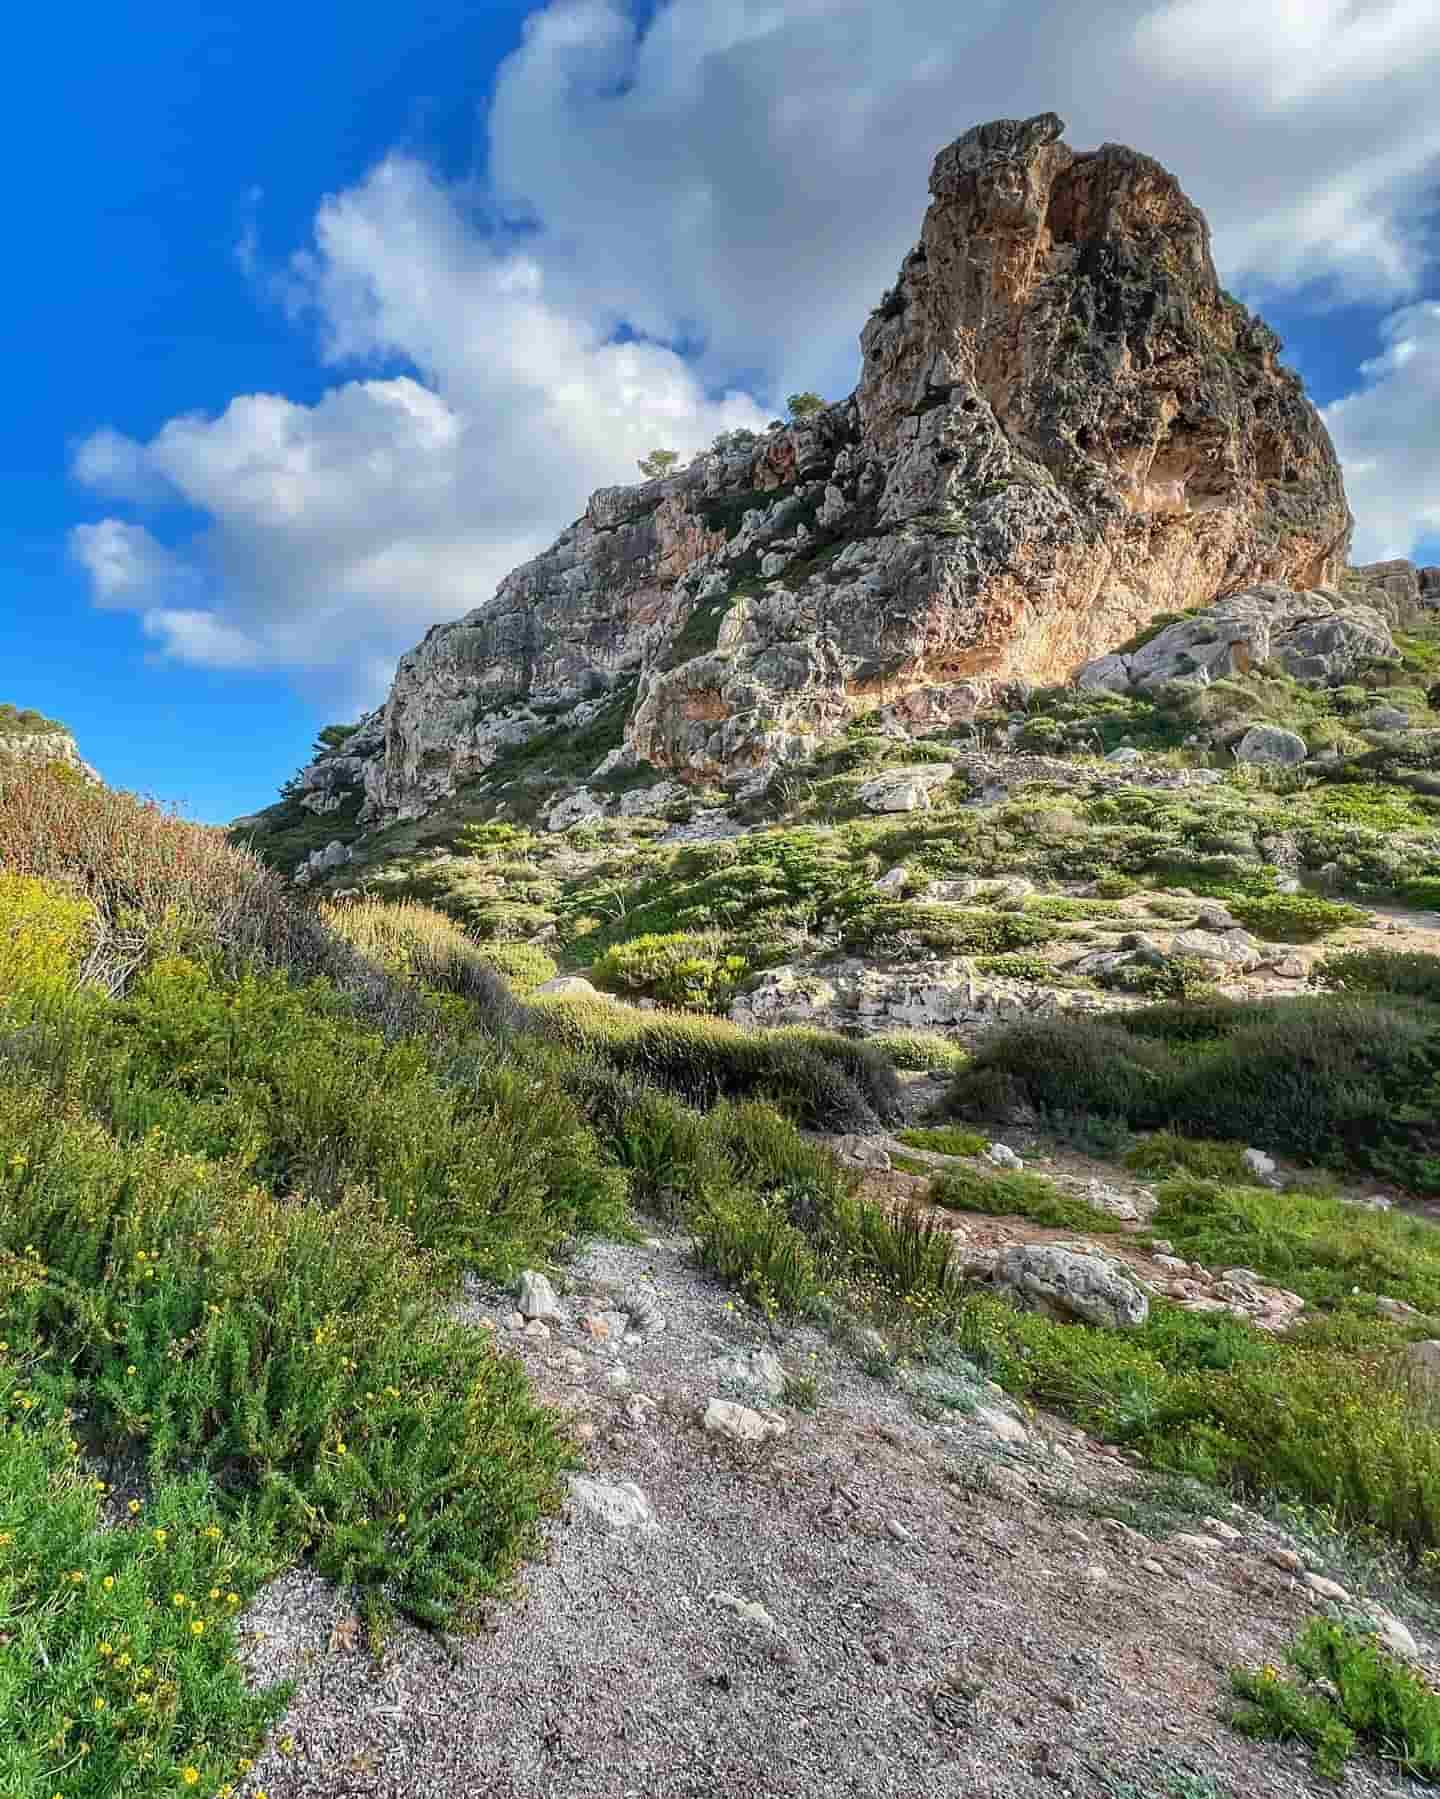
[279,113,1350,832]
[0,726,101,785]
[1077,584,1395,695]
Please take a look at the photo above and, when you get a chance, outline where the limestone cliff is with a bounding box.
[281,113,1351,833]
[0,710,100,784]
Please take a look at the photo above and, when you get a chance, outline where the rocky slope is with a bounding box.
[272,112,1351,841]
[0,708,100,783]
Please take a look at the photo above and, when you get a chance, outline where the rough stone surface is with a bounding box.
[516,1271,567,1324]
[1234,725,1308,768]
[1078,584,1393,695]
[856,764,955,813]
[993,1245,1150,1330]
[567,1476,659,1535]
[702,1398,787,1446]
[272,114,1349,835]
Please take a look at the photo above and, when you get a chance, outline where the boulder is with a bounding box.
[994,1245,1149,1330]
[546,788,609,831]
[1234,725,1308,768]
[1169,929,1261,969]
[532,976,607,1000]
[1079,586,1392,697]
[856,765,955,813]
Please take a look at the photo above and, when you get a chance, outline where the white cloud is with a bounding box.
[1324,302,1440,562]
[69,520,189,604]
[70,0,1440,693]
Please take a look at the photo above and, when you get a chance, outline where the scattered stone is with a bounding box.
[708,1592,776,1631]
[1303,1573,1352,1604]
[624,1288,666,1335]
[974,1405,1028,1446]
[516,1270,567,1323]
[1403,1340,1440,1388]
[1201,1518,1243,1544]
[1241,1147,1278,1183]
[558,1349,586,1375]
[833,1134,893,1172]
[1362,1606,1418,1659]
[503,1310,525,1332]
[1170,928,1259,969]
[1171,1533,1224,1555]
[886,1519,916,1545]
[1141,1558,1166,1578]
[1149,1239,1175,1257]
[603,1366,632,1393]
[1267,1547,1304,1574]
[994,1244,1149,1330]
[567,1476,659,1534]
[1105,746,1142,763]
[702,1398,787,1446]
[710,1346,787,1401]
[521,1319,551,1343]
[986,1143,1024,1171]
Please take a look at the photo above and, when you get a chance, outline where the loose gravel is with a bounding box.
[236,1232,1428,1799]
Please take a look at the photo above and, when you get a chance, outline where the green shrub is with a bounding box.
[0,1081,574,1628]
[1232,1618,1440,1781]
[1150,1174,1440,1312]
[1315,946,1440,1004]
[896,1126,988,1157]
[1096,956,1215,1000]
[1124,1133,1252,1182]
[929,1164,1123,1231]
[843,903,1054,955]
[475,939,559,993]
[1405,876,1440,912]
[102,956,624,1276]
[948,998,1440,1193]
[0,1377,287,1799]
[1227,892,1369,942]
[528,995,901,1130]
[868,1030,968,1073]
[973,952,1058,981]
[590,930,749,1012]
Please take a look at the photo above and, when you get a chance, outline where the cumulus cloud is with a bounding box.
[70,0,1440,692]
[1325,302,1440,562]
[69,520,190,604]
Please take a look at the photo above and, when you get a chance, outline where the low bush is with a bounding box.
[896,1126,988,1157]
[843,903,1055,955]
[474,939,559,993]
[929,1164,1123,1231]
[973,952,1059,982]
[868,1030,968,1073]
[1226,892,1369,942]
[1150,1174,1440,1312]
[1123,1133,1252,1183]
[529,995,902,1131]
[590,930,750,1013]
[947,997,1440,1193]
[1096,956,1215,1000]
[1231,1618,1440,1781]
[1315,946,1440,1004]
[0,1377,288,1798]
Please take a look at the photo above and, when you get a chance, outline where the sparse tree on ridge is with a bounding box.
[637,448,681,479]
[786,391,825,420]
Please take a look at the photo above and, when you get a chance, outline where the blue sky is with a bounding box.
[5,1,1440,823]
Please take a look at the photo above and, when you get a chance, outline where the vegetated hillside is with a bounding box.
[11,711,1440,1791]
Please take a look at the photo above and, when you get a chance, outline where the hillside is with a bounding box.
[9,112,1440,1799]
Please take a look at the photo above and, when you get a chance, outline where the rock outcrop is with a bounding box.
[0,717,101,784]
[273,113,1351,835]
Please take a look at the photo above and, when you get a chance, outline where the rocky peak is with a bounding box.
[271,114,1352,840]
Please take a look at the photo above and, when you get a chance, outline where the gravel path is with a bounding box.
[237,1233,1428,1799]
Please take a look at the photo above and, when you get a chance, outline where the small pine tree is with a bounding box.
[786,392,825,420]
[637,448,681,479]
